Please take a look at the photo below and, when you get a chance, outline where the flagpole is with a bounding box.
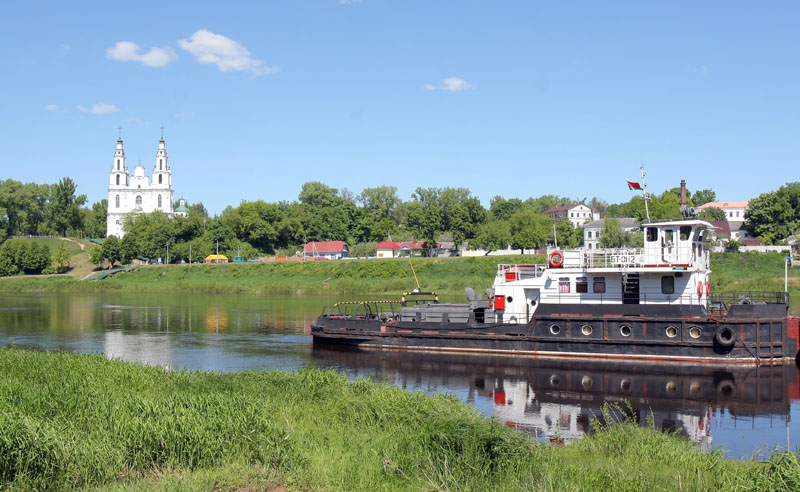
[640,162,651,223]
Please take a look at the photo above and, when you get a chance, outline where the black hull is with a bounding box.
[312,307,799,366]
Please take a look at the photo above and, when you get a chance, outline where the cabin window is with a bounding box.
[559,277,570,294]
[576,277,588,293]
[593,276,606,294]
[661,276,675,294]
[664,230,674,243]
[646,227,658,242]
[680,226,691,241]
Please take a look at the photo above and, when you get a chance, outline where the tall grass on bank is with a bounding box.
[0,255,545,296]
[1,348,798,491]
[711,252,800,293]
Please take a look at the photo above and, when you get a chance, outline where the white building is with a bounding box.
[106,137,175,237]
[583,217,639,249]
[696,201,749,222]
[542,204,600,228]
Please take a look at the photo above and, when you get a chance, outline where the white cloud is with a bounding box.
[178,29,278,76]
[107,41,177,68]
[76,102,118,114]
[425,77,474,91]
[45,104,57,111]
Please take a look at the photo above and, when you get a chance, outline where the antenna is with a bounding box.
[640,162,651,222]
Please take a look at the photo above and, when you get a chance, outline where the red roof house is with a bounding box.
[375,240,438,258]
[303,241,349,259]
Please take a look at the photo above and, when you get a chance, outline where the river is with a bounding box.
[1,292,798,459]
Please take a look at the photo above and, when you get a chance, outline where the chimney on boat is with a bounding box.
[680,179,687,207]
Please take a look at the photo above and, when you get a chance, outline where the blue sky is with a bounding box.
[1,1,797,214]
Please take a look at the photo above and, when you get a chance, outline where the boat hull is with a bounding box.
[312,309,799,366]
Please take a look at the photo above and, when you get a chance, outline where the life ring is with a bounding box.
[706,281,710,297]
[549,251,564,268]
[714,325,737,347]
[697,281,703,297]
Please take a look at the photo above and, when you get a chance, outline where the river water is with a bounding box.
[1,292,798,459]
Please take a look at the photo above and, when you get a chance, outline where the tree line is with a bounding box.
[4,175,798,270]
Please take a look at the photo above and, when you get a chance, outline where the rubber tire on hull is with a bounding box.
[715,326,737,347]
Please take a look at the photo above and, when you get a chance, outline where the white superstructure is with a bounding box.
[106,137,175,237]
[492,219,714,323]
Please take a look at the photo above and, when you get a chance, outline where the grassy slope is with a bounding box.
[0,255,545,296]
[1,348,797,492]
[1,251,798,297]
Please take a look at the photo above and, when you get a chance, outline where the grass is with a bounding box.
[1,251,798,298]
[0,255,545,296]
[1,347,798,491]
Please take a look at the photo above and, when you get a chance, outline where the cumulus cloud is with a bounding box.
[425,77,474,91]
[45,104,57,111]
[107,41,177,67]
[76,102,118,114]
[178,29,278,75]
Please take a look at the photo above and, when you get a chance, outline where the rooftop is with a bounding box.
[696,201,749,210]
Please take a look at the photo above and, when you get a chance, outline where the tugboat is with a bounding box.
[311,181,799,366]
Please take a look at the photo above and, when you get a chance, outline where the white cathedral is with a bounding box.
[106,136,187,238]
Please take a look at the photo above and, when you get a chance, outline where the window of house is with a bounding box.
[115,195,120,208]
[559,277,570,293]
[593,276,606,293]
[736,211,740,217]
[661,276,675,294]
[680,226,691,241]
[646,227,658,242]
[570,212,574,217]
[576,277,588,293]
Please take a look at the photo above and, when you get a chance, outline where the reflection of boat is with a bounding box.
[313,181,799,365]
[312,345,798,450]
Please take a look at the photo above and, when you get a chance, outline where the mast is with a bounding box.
[640,162,651,222]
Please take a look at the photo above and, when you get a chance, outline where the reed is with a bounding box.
[0,348,797,491]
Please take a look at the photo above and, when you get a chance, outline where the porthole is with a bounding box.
[507,296,513,303]
[581,376,593,390]
[665,326,678,338]
[549,375,561,387]
[619,379,631,392]
[619,324,632,337]
[549,324,561,335]
[689,381,702,397]
[581,324,593,336]
[689,326,702,339]
[665,381,678,393]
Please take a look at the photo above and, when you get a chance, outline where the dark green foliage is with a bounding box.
[0,240,50,276]
[101,235,121,266]
[599,218,641,248]
[700,206,727,222]
[746,182,800,243]
[46,177,87,236]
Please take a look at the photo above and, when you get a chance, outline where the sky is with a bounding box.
[0,1,797,214]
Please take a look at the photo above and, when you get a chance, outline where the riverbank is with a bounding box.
[0,255,544,296]
[0,252,797,297]
[1,348,797,491]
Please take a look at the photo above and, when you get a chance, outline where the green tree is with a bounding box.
[699,207,727,222]
[599,218,641,248]
[489,196,523,220]
[473,221,511,255]
[691,189,716,207]
[90,245,105,267]
[52,241,70,273]
[120,235,138,264]
[84,199,107,238]
[358,185,400,221]
[745,183,800,243]
[102,235,121,267]
[46,177,87,236]
[508,209,552,252]
[299,181,340,208]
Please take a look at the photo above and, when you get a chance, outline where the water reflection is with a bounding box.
[0,292,797,459]
[311,345,799,458]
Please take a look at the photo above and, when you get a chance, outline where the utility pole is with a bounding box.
[553,222,558,249]
[166,241,169,265]
[189,244,192,264]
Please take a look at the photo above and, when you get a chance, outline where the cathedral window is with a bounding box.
[159,174,162,184]
[115,195,120,208]
[135,196,142,210]
[159,159,163,170]
[116,175,120,185]
[158,195,162,208]
[116,159,120,170]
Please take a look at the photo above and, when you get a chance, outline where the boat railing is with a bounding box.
[543,292,705,306]
[322,300,404,319]
[497,264,547,280]
[581,248,645,268]
[709,291,789,309]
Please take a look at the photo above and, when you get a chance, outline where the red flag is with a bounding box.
[626,180,641,190]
